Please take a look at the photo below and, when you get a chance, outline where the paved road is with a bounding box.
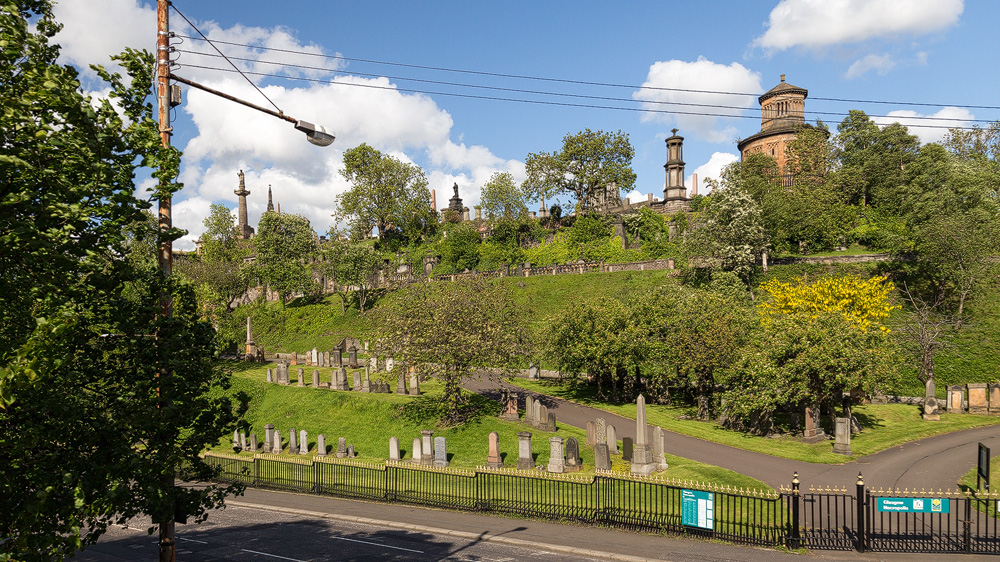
[464,378,1000,492]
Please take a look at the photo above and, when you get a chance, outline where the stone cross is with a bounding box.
[433,437,449,467]
[299,430,309,454]
[420,430,435,465]
[312,369,320,387]
[606,424,618,454]
[317,434,327,456]
[585,421,595,446]
[487,431,502,468]
[297,368,305,387]
[411,437,422,464]
[516,432,533,470]
[288,428,297,452]
[833,418,852,455]
[337,437,347,458]
[389,436,400,462]
[547,437,564,473]
[565,437,581,470]
[594,443,611,471]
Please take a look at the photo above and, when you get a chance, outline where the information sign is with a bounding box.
[876,497,949,514]
[681,489,714,530]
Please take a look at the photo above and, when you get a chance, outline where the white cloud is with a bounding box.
[687,152,739,194]
[872,107,974,145]
[754,0,964,51]
[845,54,897,79]
[633,57,762,143]
[52,0,155,80]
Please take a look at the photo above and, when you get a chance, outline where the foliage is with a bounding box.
[253,211,318,304]
[318,237,382,313]
[479,171,528,220]
[758,274,899,333]
[0,9,244,559]
[687,179,768,292]
[174,204,253,317]
[524,129,636,212]
[438,222,482,272]
[373,278,532,420]
[336,143,433,241]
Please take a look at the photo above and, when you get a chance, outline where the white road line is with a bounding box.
[241,549,308,562]
[329,535,425,553]
[177,536,208,544]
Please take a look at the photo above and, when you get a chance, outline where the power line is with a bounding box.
[173,33,1000,112]
[174,48,997,126]
[176,63,982,130]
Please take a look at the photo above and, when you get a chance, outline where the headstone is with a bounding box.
[299,430,309,454]
[547,437,565,473]
[968,383,988,414]
[433,436,449,467]
[947,385,965,412]
[411,437,422,464]
[565,437,581,471]
[595,417,607,445]
[362,368,371,392]
[322,351,330,367]
[249,433,258,452]
[517,431,533,470]
[271,430,282,454]
[606,424,618,454]
[487,431,503,468]
[631,394,656,475]
[538,404,548,429]
[312,348,318,366]
[420,430,434,466]
[533,401,543,428]
[297,368,305,387]
[990,383,1000,414]
[389,436,400,462]
[337,437,347,458]
[528,363,540,380]
[264,424,275,451]
[288,428,297,453]
[266,368,273,383]
[232,430,240,450]
[396,371,407,395]
[923,379,940,420]
[622,437,634,461]
[386,357,394,372]
[803,406,824,441]
[408,367,420,396]
[833,417,852,455]
[594,443,611,471]
[652,426,668,470]
[501,394,519,421]
[586,421,595,446]
[544,412,556,432]
[353,371,362,391]
[239,432,247,451]
[317,434,327,457]
[312,369,320,387]
[347,345,358,368]
[333,348,342,367]
[525,396,535,426]
[347,444,355,458]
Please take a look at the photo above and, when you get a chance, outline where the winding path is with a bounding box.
[463,377,1000,492]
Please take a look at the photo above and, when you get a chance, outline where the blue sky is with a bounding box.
[52,0,999,249]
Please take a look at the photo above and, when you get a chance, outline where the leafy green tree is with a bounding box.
[336,143,432,240]
[524,129,636,212]
[0,7,244,559]
[480,171,528,221]
[175,205,253,315]
[319,237,382,313]
[688,179,768,293]
[374,278,531,420]
[439,222,482,272]
[834,111,920,210]
[253,211,318,304]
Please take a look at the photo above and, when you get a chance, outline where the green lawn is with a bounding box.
[211,361,770,491]
[959,455,1000,517]
[512,378,1000,464]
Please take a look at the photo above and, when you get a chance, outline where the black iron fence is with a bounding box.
[205,453,1000,553]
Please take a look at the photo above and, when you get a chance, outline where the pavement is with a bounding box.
[462,377,1000,492]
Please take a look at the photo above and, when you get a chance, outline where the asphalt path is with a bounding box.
[463,377,1000,492]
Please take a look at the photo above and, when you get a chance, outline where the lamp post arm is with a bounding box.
[168,73,297,124]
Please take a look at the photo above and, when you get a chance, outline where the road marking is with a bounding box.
[329,535,424,553]
[241,549,307,562]
[177,536,208,544]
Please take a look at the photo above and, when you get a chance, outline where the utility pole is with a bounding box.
[155,1,175,561]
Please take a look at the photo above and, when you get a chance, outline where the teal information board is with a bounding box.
[681,489,714,530]
[877,497,949,513]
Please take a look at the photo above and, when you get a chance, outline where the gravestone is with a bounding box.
[517,432,533,470]
[606,424,618,454]
[347,345,358,368]
[433,437,449,467]
[501,394,519,421]
[312,369,320,387]
[347,444,355,458]
[370,356,378,372]
[297,368,305,387]
[544,412,557,432]
[565,437,581,471]
[411,438,422,464]
[923,379,940,421]
[362,368,371,392]
[487,431,502,468]
[322,351,330,367]
[595,418,607,446]
[389,436,400,462]
[271,430,282,454]
[266,368,272,383]
[337,437,347,459]
[594,443,611,471]
[803,406,825,441]
[396,371,407,395]
[547,437,565,473]
[947,385,965,412]
[408,368,420,396]
[420,430,435,466]
[534,401,543,429]
[586,421,595,446]
[317,434,327,457]
[312,348,318,366]
[299,430,309,454]
[990,384,1000,414]
[238,432,246,451]
[353,371,362,392]
[622,437,634,462]
[968,383,988,414]
[333,348,342,367]
[264,424,275,451]
[528,363,540,380]
[249,433,258,452]
[525,396,535,426]
[386,357,394,372]
[652,426,668,471]
[631,394,656,476]
[833,417,852,455]
[288,428,297,453]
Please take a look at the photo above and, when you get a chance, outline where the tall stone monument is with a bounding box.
[630,394,656,475]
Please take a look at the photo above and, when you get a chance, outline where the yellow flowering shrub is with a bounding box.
[758,274,899,332]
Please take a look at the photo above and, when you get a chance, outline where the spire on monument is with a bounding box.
[267,184,274,212]
[235,169,254,239]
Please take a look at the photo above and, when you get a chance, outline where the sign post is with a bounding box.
[876,497,949,513]
[681,489,714,530]
[978,443,990,491]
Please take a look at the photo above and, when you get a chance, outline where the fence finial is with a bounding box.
[856,472,864,487]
